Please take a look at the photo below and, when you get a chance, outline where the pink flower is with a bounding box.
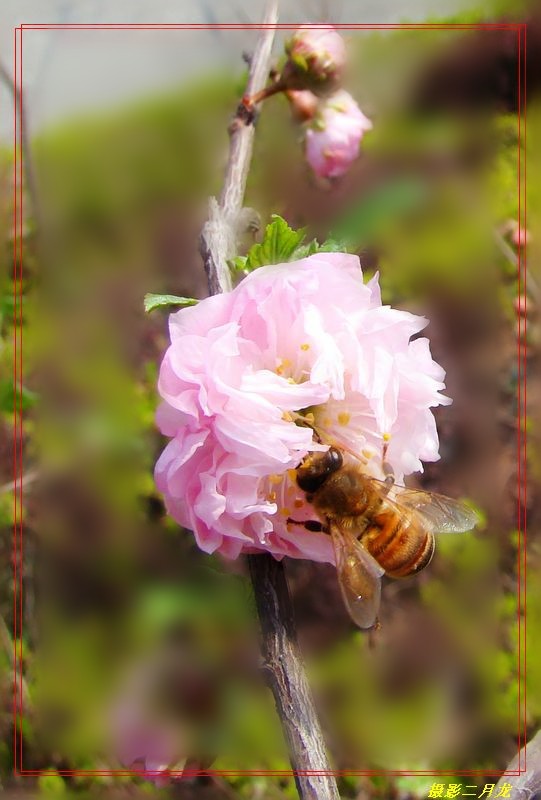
[305,90,372,179]
[114,705,180,787]
[283,25,346,94]
[155,253,450,565]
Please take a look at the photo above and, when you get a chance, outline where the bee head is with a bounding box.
[295,446,343,494]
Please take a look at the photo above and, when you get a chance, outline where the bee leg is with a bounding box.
[286,518,329,533]
[368,618,382,649]
[383,466,395,491]
[382,441,395,494]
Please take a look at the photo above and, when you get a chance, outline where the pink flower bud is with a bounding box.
[305,90,373,179]
[286,89,319,122]
[283,25,346,95]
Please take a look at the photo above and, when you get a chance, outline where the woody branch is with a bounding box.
[198,3,340,799]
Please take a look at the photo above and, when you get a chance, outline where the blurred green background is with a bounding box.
[0,1,539,798]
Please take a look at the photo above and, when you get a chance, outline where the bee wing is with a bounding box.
[389,485,479,534]
[330,522,385,630]
[356,475,478,534]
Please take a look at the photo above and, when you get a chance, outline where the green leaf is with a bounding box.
[0,380,39,414]
[291,52,309,73]
[38,770,66,795]
[0,294,16,317]
[328,178,428,251]
[230,255,248,272]
[317,238,348,253]
[241,215,307,271]
[290,238,320,260]
[144,293,199,313]
[234,215,353,275]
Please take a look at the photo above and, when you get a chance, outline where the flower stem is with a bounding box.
[243,77,288,108]
[248,554,341,800]
[198,3,340,797]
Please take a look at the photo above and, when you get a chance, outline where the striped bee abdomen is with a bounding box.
[362,511,435,578]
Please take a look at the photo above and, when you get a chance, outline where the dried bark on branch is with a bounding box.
[247,555,341,800]
[199,0,278,294]
[197,3,340,798]
[494,731,541,800]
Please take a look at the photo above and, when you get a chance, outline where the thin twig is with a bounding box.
[197,4,340,798]
[0,468,40,495]
[0,59,45,239]
[219,7,278,219]
[199,0,278,294]
[494,730,541,799]
[493,228,540,305]
[0,614,32,712]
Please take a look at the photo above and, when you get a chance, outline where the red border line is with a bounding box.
[516,22,522,771]
[18,23,22,774]
[12,23,19,779]
[20,23,522,29]
[19,21,24,776]
[12,21,527,780]
[515,22,528,774]
[18,768,524,777]
[519,26,528,771]
[14,22,23,777]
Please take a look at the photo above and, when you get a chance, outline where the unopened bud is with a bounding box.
[305,90,372,179]
[283,26,346,96]
[286,89,319,122]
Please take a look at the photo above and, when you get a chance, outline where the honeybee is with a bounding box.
[288,442,478,629]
